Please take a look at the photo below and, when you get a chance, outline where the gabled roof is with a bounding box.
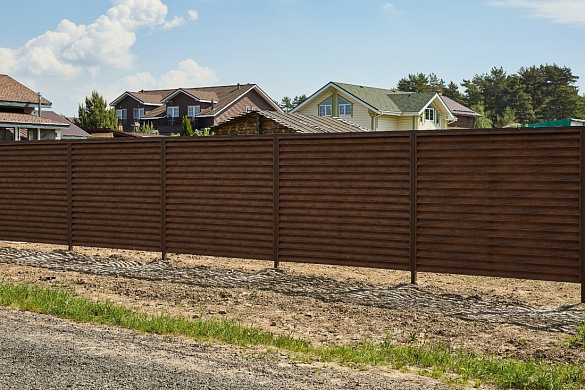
[161,88,218,104]
[0,74,52,107]
[0,112,69,130]
[110,89,173,106]
[41,111,90,138]
[292,81,454,118]
[212,110,370,134]
[440,95,481,118]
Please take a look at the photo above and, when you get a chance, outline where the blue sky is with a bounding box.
[0,0,584,116]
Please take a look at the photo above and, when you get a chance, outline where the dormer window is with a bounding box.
[425,107,435,122]
[318,97,332,116]
[339,97,352,116]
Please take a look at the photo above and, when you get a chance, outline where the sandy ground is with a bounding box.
[0,241,584,367]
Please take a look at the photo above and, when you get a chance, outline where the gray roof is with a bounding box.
[41,111,90,138]
[440,95,481,118]
[213,110,370,134]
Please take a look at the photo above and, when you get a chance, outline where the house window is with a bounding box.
[0,128,15,141]
[40,130,56,140]
[188,105,200,117]
[339,97,352,116]
[318,97,332,116]
[116,109,127,121]
[19,129,39,141]
[133,108,144,120]
[425,107,435,122]
[167,106,179,118]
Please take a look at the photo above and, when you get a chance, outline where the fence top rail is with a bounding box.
[0,126,581,148]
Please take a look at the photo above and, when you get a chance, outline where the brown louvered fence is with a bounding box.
[0,128,583,302]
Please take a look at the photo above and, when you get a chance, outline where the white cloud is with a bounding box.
[0,0,182,78]
[112,59,219,94]
[162,15,186,30]
[381,3,398,13]
[158,59,219,88]
[488,0,585,26]
[188,10,199,21]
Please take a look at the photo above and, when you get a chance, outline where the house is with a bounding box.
[40,111,90,139]
[440,95,481,129]
[110,83,282,136]
[0,75,69,141]
[211,110,370,135]
[291,81,455,131]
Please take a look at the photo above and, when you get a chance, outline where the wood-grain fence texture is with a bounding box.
[0,128,582,301]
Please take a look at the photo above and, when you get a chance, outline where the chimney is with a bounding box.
[436,90,443,96]
[37,92,42,117]
[237,83,240,90]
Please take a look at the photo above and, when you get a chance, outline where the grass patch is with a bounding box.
[1,281,584,390]
[0,282,309,351]
[568,323,585,350]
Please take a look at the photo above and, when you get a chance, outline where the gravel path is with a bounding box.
[0,308,449,390]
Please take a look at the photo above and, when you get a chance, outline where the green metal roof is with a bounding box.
[524,118,585,127]
[333,82,436,113]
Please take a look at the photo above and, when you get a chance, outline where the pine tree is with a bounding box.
[75,91,118,130]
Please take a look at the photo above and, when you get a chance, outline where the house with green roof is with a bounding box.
[291,81,455,131]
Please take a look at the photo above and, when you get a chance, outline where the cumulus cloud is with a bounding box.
[114,59,219,92]
[488,0,585,26]
[0,0,184,78]
[188,10,199,21]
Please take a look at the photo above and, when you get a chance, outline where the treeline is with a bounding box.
[397,65,585,127]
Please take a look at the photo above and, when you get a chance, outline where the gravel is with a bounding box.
[0,308,450,390]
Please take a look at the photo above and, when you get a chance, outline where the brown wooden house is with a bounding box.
[110,84,282,136]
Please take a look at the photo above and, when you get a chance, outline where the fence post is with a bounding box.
[161,139,167,262]
[67,142,73,252]
[273,136,280,269]
[581,129,585,303]
[410,132,417,285]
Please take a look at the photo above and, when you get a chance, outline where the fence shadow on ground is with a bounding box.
[0,246,583,334]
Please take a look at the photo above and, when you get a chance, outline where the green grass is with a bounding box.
[568,323,585,350]
[1,281,584,390]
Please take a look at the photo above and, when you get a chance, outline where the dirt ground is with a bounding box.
[1,241,584,366]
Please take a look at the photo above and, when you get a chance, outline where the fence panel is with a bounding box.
[0,129,581,300]
[0,142,68,244]
[70,141,162,251]
[415,130,582,282]
[277,134,412,269]
[165,138,275,260]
